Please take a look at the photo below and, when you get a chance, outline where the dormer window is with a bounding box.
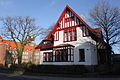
[43,40,52,45]
[82,26,89,37]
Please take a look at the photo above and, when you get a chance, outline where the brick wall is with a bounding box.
[0,44,6,66]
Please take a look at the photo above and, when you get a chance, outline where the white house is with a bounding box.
[36,5,107,65]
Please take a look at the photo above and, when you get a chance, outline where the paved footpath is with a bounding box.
[0,73,120,80]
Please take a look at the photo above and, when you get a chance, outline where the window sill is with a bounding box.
[79,61,85,62]
[54,40,59,41]
[82,35,90,37]
[43,61,74,62]
[64,40,77,42]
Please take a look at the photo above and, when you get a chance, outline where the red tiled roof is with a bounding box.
[93,28,102,32]
[0,36,39,52]
[53,44,74,48]
[36,44,74,50]
[93,28,102,38]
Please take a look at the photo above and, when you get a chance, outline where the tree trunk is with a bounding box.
[106,44,112,64]
[18,54,22,65]
[106,30,112,64]
[17,45,25,65]
[17,50,23,65]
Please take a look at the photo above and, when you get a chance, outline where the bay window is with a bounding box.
[43,52,53,62]
[43,48,74,62]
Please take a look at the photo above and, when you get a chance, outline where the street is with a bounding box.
[0,73,120,80]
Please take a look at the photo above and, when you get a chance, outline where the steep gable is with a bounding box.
[36,5,102,49]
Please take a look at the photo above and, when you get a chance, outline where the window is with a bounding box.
[79,49,85,62]
[69,31,72,41]
[82,26,89,37]
[34,56,39,59]
[44,41,52,45]
[55,49,68,62]
[34,52,39,55]
[22,56,28,59]
[76,18,80,25]
[55,49,73,62]
[64,32,68,41]
[73,30,77,40]
[43,49,74,62]
[64,28,77,42]
[23,51,28,55]
[43,52,53,62]
[54,31,59,41]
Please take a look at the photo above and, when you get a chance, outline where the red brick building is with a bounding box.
[0,36,40,66]
[0,42,6,66]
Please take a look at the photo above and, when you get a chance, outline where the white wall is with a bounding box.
[40,26,98,65]
[39,10,98,65]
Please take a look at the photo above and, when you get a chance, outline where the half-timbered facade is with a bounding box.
[36,5,107,65]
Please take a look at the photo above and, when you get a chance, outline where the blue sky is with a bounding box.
[0,0,120,53]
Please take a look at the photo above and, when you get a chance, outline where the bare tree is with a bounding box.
[0,16,45,65]
[89,1,120,64]
[44,25,54,36]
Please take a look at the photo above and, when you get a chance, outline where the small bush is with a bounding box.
[22,61,33,68]
[25,65,88,74]
[14,67,25,75]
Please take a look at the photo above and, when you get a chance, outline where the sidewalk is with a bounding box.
[0,73,83,80]
[0,72,120,80]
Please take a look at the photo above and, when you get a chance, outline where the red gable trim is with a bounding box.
[44,5,94,41]
[66,5,93,31]
[36,5,68,46]
[36,5,101,49]
[53,5,94,34]
[52,6,67,33]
